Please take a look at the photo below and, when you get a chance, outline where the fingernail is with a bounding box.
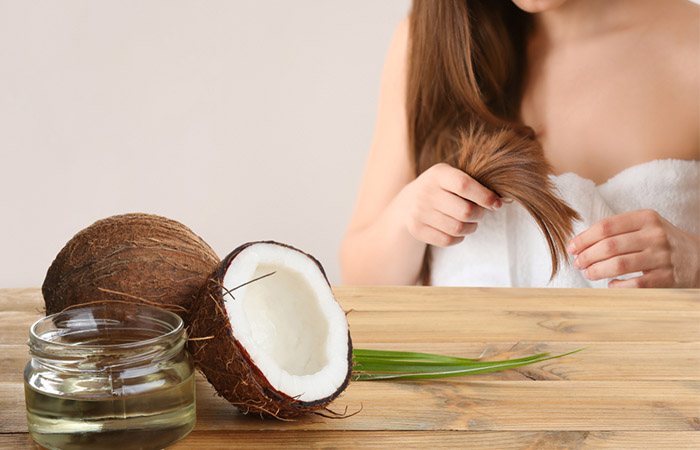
[573,258,581,269]
[491,198,502,210]
[566,241,576,255]
[583,269,590,280]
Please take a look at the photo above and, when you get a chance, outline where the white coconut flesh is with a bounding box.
[221,243,350,402]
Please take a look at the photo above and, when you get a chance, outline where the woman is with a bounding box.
[340,0,699,287]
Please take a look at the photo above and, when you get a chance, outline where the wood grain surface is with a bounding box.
[1,287,699,449]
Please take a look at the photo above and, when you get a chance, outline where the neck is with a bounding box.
[531,0,654,43]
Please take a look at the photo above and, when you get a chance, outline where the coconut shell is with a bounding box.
[188,241,353,419]
[42,213,219,323]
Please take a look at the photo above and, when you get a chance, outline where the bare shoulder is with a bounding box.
[394,15,410,43]
[654,0,699,158]
[380,15,409,107]
[383,16,409,83]
[658,1,699,72]
[344,16,413,232]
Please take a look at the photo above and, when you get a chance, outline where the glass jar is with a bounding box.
[24,304,196,450]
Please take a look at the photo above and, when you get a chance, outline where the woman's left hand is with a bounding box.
[567,209,700,288]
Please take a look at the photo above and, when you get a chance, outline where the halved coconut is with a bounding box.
[188,241,352,418]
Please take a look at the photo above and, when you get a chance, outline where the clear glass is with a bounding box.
[24,304,196,450]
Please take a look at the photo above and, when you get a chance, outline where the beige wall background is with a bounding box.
[0,0,411,287]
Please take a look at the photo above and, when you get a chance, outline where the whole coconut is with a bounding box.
[42,213,219,323]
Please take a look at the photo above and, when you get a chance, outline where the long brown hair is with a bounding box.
[407,0,580,283]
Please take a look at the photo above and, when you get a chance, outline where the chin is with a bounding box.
[511,0,569,13]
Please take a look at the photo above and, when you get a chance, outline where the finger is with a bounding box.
[437,165,501,210]
[573,230,648,270]
[583,249,666,281]
[424,209,478,238]
[416,223,466,248]
[607,269,674,288]
[567,211,646,255]
[434,190,486,223]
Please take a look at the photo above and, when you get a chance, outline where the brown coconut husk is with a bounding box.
[42,213,219,323]
[188,241,353,419]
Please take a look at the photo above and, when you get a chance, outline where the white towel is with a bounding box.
[430,159,699,287]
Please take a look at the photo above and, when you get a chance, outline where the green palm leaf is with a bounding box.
[351,347,587,381]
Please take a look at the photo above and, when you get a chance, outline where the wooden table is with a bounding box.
[1,287,699,449]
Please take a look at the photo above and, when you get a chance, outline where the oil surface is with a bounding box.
[48,326,168,346]
[25,373,195,450]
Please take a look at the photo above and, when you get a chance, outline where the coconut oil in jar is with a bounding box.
[24,304,196,450]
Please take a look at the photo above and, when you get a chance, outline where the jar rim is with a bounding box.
[29,303,185,351]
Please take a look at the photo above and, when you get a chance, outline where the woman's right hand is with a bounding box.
[400,163,503,247]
